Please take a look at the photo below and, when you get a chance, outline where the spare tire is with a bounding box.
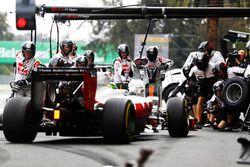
[222,77,249,110]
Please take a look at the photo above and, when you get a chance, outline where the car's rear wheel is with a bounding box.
[167,96,189,137]
[32,81,46,114]
[103,98,136,143]
[3,97,38,143]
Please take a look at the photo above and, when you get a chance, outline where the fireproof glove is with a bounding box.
[160,64,169,71]
[16,79,28,87]
[56,58,65,67]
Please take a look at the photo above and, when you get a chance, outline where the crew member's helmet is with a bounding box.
[146,45,158,62]
[84,50,95,63]
[22,41,36,58]
[75,56,88,67]
[213,80,224,94]
[60,38,73,56]
[198,41,213,56]
[117,44,129,58]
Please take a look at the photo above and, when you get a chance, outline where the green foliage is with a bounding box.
[0,12,14,40]
[0,65,11,75]
[81,39,117,64]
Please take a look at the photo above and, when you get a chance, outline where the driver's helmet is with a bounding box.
[198,41,213,56]
[84,50,95,64]
[196,52,209,71]
[22,41,36,58]
[75,56,88,67]
[212,80,224,94]
[60,38,73,56]
[146,45,158,62]
[117,44,129,58]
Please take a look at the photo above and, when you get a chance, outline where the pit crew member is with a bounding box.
[49,38,74,67]
[15,41,41,86]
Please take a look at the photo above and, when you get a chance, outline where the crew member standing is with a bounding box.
[113,44,134,89]
[15,41,41,86]
[49,38,73,67]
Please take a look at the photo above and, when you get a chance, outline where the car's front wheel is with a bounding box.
[103,98,136,143]
[166,96,189,137]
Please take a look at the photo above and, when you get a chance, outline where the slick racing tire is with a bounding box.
[103,98,136,143]
[3,97,38,143]
[166,96,189,137]
[222,77,249,110]
[32,80,46,116]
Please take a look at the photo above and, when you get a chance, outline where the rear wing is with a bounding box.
[32,67,93,81]
[31,67,97,113]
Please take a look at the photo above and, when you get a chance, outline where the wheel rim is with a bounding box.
[47,84,56,103]
[226,83,243,104]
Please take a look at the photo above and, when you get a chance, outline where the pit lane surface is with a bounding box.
[0,91,249,167]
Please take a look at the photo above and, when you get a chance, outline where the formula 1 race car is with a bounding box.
[2,66,153,143]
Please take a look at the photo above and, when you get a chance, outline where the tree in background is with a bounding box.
[0,12,14,75]
[87,0,250,67]
[0,12,14,41]
[88,0,204,67]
